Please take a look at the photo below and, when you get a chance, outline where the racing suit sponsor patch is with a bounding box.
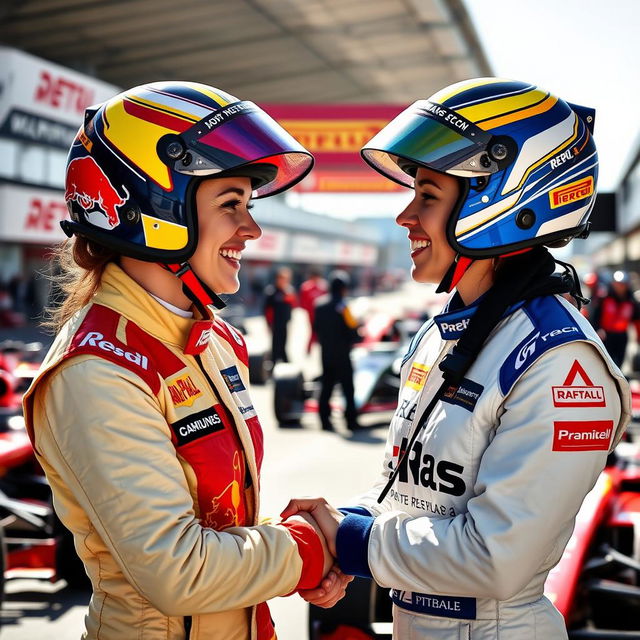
[171,406,226,446]
[221,365,246,393]
[552,420,613,451]
[552,360,605,407]
[220,366,257,420]
[442,377,483,411]
[406,362,429,390]
[391,589,476,620]
[167,373,202,408]
[395,437,466,496]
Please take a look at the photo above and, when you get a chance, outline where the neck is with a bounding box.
[120,257,192,311]
[455,259,496,306]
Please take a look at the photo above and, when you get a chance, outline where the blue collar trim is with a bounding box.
[434,293,526,340]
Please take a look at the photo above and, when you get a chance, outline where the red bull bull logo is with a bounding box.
[65,156,129,229]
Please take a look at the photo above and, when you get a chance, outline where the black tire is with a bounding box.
[273,364,305,425]
[248,351,272,385]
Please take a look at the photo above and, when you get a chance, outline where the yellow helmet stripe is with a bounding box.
[475,95,558,131]
[127,96,200,124]
[430,77,505,104]
[458,88,547,124]
[141,214,189,250]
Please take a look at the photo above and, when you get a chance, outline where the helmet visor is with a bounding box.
[361,100,492,187]
[181,101,313,197]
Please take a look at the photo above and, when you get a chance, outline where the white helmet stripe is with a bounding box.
[501,112,576,195]
[536,202,591,236]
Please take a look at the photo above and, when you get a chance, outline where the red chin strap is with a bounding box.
[436,248,533,294]
[436,255,474,294]
[163,262,226,317]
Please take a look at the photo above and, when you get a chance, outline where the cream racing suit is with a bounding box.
[336,293,630,639]
[23,264,324,640]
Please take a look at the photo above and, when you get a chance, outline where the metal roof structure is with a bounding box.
[0,0,491,102]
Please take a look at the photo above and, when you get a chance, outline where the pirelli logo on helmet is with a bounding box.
[549,176,594,209]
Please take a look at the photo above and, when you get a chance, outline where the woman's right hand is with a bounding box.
[287,512,334,579]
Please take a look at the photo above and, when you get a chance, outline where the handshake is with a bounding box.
[281,497,354,608]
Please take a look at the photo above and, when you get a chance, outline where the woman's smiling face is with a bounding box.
[395,166,460,285]
[190,176,262,295]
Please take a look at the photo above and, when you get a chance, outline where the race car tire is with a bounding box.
[249,351,272,385]
[273,364,305,426]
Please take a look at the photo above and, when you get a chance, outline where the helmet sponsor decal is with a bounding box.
[419,101,475,134]
[198,100,258,133]
[549,147,577,170]
[65,156,129,229]
[552,360,605,407]
[167,373,203,408]
[552,420,613,451]
[549,176,594,209]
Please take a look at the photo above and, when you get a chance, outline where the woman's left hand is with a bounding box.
[298,564,354,608]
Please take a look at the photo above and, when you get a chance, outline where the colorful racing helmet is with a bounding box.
[361,78,598,260]
[63,81,314,262]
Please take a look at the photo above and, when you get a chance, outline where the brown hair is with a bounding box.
[43,237,118,332]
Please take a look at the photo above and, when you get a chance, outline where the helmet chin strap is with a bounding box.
[436,254,474,294]
[163,262,226,317]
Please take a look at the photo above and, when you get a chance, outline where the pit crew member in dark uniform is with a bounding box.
[282,78,631,638]
[263,267,297,363]
[22,81,334,640]
[314,270,360,431]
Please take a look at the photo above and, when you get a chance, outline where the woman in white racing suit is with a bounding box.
[23,81,335,640]
[282,78,631,639]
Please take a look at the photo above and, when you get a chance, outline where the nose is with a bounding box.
[241,210,262,240]
[396,199,418,229]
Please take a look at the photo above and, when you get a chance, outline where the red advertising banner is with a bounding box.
[263,104,406,192]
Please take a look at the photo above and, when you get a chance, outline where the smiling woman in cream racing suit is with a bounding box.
[22,82,333,640]
[283,78,631,639]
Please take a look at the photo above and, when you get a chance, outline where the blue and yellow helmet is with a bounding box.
[361,77,598,259]
[63,81,314,261]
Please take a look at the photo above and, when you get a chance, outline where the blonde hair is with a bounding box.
[43,237,118,332]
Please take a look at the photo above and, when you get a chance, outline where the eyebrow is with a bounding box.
[216,187,247,198]
[416,178,442,191]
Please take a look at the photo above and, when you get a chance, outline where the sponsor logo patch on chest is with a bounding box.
[552,360,605,407]
[552,420,613,451]
[171,406,225,446]
[442,377,484,411]
[167,373,203,407]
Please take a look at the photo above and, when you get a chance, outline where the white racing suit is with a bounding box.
[337,293,630,639]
